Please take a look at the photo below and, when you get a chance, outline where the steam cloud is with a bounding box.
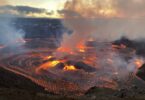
[0,0,7,6]
[59,0,145,51]
[0,5,53,17]
[0,0,25,46]
[57,0,145,84]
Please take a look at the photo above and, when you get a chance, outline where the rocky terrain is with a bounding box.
[1,66,145,100]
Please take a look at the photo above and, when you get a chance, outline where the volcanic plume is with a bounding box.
[0,0,7,6]
[58,0,145,54]
[49,0,145,91]
[0,0,25,46]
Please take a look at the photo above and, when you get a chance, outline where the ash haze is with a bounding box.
[0,0,7,6]
[0,0,145,18]
[56,0,145,84]
[0,0,145,46]
[59,0,145,52]
[60,0,145,18]
[0,0,25,46]
[0,0,145,47]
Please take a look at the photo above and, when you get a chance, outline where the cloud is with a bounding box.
[61,0,118,18]
[0,0,7,6]
[57,9,81,18]
[0,0,26,47]
[61,0,145,18]
[0,5,54,18]
[59,0,145,53]
[114,0,145,18]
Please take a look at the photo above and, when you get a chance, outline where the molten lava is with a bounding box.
[30,38,145,94]
[77,43,86,53]
[36,60,60,73]
[46,56,53,59]
[57,47,75,54]
[79,49,85,53]
[63,65,77,71]
[134,59,144,68]
[57,42,86,54]
[50,61,60,67]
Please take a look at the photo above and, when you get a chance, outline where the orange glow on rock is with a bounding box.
[43,56,53,60]
[36,60,60,73]
[79,49,85,53]
[63,65,77,71]
[57,47,75,54]
[77,43,86,53]
[134,59,144,68]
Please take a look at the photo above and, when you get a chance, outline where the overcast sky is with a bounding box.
[0,0,145,18]
[8,0,66,10]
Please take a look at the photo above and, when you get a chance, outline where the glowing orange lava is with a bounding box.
[57,42,86,54]
[57,47,75,54]
[63,65,77,71]
[79,49,85,53]
[134,59,144,68]
[77,43,86,53]
[43,56,53,60]
[36,60,60,73]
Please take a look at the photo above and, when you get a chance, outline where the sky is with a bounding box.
[1,0,145,43]
[8,0,66,11]
[3,0,66,18]
[0,0,145,18]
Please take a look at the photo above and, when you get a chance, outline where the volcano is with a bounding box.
[0,33,145,100]
[0,36,144,96]
[0,38,145,100]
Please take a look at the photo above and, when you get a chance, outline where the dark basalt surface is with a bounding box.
[55,61,96,72]
[136,64,145,81]
[74,62,96,72]
[1,66,145,100]
[113,36,145,57]
[0,67,46,93]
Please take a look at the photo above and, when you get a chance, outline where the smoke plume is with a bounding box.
[0,0,25,46]
[0,0,7,6]
[59,0,145,52]
[56,0,145,85]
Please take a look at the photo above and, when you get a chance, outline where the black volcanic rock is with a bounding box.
[0,67,46,93]
[113,37,145,56]
[85,86,115,98]
[55,63,65,69]
[74,62,96,72]
[136,64,145,81]
[113,37,134,47]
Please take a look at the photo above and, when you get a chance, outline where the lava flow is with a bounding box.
[0,38,144,95]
